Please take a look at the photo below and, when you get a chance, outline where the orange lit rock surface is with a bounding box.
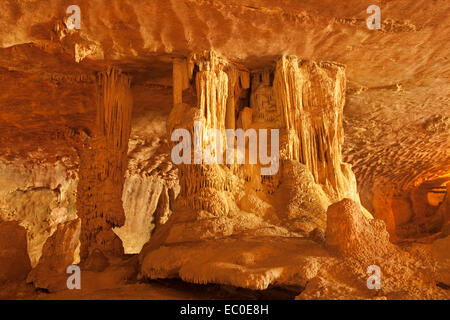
[0,0,448,300]
[26,218,80,291]
[325,198,393,261]
[0,221,32,283]
[76,67,132,260]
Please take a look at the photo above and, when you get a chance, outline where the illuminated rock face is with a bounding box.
[0,161,78,267]
[114,137,179,254]
[326,198,393,261]
[255,57,359,203]
[26,218,81,291]
[167,51,364,231]
[0,0,448,300]
[139,52,369,286]
[76,68,133,260]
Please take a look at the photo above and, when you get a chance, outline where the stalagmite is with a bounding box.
[164,51,364,223]
[168,52,232,214]
[140,51,371,290]
[255,56,350,201]
[173,58,189,106]
[76,67,133,260]
[225,68,238,131]
[26,219,81,291]
[0,0,449,301]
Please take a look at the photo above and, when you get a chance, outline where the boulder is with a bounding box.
[325,198,393,261]
[27,219,80,291]
[0,221,31,283]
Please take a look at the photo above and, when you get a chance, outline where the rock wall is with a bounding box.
[26,218,81,291]
[114,136,179,254]
[139,51,370,285]
[0,221,32,283]
[165,51,367,236]
[0,160,77,266]
[0,138,178,266]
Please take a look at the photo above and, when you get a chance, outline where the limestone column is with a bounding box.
[173,58,189,106]
[76,67,133,260]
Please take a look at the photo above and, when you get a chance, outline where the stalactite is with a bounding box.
[194,51,229,133]
[225,67,239,130]
[169,51,354,214]
[167,52,258,214]
[77,67,133,260]
[173,58,189,106]
[270,56,347,198]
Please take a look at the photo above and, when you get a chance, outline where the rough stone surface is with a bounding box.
[0,221,32,283]
[0,0,448,300]
[325,198,393,262]
[26,218,81,291]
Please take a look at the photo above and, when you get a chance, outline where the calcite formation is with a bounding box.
[168,52,363,218]
[76,67,133,260]
[256,57,361,203]
[0,161,78,267]
[114,137,179,254]
[26,218,80,291]
[0,0,448,301]
[325,199,393,262]
[139,51,369,286]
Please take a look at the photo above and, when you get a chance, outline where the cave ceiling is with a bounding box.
[0,0,449,192]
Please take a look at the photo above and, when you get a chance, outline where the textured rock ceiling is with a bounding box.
[0,0,449,300]
[0,0,449,212]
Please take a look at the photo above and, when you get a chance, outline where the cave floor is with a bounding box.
[0,279,300,300]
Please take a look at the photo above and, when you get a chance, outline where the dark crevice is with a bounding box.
[145,278,303,300]
[436,282,450,290]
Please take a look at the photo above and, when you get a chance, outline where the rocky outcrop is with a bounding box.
[140,196,448,299]
[141,236,332,291]
[326,198,393,262]
[139,51,369,288]
[0,0,448,300]
[295,198,448,300]
[26,218,80,291]
[0,160,78,267]
[0,221,31,283]
[114,136,179,254]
